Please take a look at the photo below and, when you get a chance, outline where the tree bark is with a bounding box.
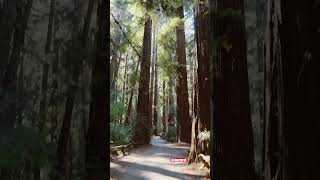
[277,1,320,180]
[0,0,32,135]
[0,0,18,82]
[55,0,95,179]
[85,0,109,178]
[162,81,166,133]
[153,27,159,135]
[210,0,257,179]
[176,5,191,143]
[132,0,153,145]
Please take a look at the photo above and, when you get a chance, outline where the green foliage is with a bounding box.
[0,127,52,170]
[158,18,185,82]
[111,101,127,122]
[110,123,132,145]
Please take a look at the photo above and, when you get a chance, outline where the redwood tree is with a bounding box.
[210,0,257,179]
[85,0,108,179]
[132,0,153,145]
[176,4,191,143]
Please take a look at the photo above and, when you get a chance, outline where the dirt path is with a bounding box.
[110,136,208,180]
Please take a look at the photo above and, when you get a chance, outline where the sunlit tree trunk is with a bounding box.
[132,0,153,145]
[176,5,191,143]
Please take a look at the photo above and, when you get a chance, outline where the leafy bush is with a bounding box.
[110,123,132,145]
[110,101,127,123]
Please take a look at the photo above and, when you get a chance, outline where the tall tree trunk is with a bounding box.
[85,0,108,179]
[38,0,55,132]
[189,50,199,162]
[195,0,210,133]
[276,0,320,180]
[125,60,140,124]
[176,5,191,143]
[122,51,129,104]
[0,0,17,82]
[0,0,32,134]
[55,0,95,179]
[162,81,166,133]
[149,22,156,134]
[153,28,159,135]
[39,63,49,131]
[111,52,122,101]
[17,57,24,125]
[132,0,153,145]
[45,0,55,54]
[263,0,286,179]
[210,0,257,179]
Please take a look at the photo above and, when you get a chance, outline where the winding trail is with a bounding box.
[110,136,208,180]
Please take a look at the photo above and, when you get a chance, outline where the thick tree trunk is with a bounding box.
[0,0,17,82]
[132,0,153,145]
[176,5,191,143]
[85,0,109,178]
[189,45,199,163]
[210,0,257,179]
[277,1,320,180]
[263,1,286,179]
[195,0,210,133]
[0,0,32,135]
[55,0,95,179]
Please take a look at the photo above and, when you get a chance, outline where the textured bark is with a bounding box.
[162,81,166,133]
[195,0,210,133]
[0,0,32,134]
[278,1,320,180]
[176,5,191,143]
[0,0,17,82]
[153,32,159,135]
[149,37,155,132]
[210,0,257,179]
[85,0,109,178]
[39,63,49,131]
[17,57,24,125]
[55,0,95,179]
[132,0,153,145]
[263,0,286,179]
[189,51,199,162]
[45,0,56,54]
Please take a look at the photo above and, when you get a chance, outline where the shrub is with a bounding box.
[110,123,132,145]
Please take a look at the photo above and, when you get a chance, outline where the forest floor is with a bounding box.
[110,136,209,180]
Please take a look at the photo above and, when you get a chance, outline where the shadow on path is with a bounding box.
[110,136,207,180]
